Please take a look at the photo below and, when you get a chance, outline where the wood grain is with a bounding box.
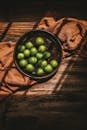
[3,22,36,41]
[0,17,87,130]
[0,22,9,41]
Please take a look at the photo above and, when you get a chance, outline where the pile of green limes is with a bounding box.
[16,36,58,76]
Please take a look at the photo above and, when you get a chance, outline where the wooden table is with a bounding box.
[0,2,87,129]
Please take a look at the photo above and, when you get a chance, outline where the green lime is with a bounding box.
[18,45,21,51]
[17,53,24,60]
[19,59,28,67]
[50,60,58,68]
[36,37,45,45]
[36,52,43,59]
[19,45,25,52]
[28,57,37,64]
[37,60,42,66]
[30,47,38,56]
[41,60,47,68]
[25,64,34,72]
[44,64,53,73]
[26,41,33,49]
[43,51,51,59]
[38,45,46,52]
[37,68,44,75]
[23,49,30,57]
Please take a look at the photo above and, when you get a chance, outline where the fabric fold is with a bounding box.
[38,17,87,57]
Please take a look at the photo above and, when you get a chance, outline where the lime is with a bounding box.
[50,60,58,68]
[43,51,51,59]
[36,52,43,59]
[36,37,44,45]
[30,47,38,56]
[26,41,33,49]
[41,60,47,68]
[17,53,24,60]
[44,64,53,73]
[23,49,30,57]
[37,60,42,66]
[19,45,25,52]
[18,45,21,51]
[19,59,28,67]
[25,64,34,72]
[29,57,37,64]
[37,68,44,75]
[38,45,46,52]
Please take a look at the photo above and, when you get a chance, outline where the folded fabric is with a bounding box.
[37,17,87,57]
[4,66,32,86]
[0,42,15,70]
[0,42,34,90]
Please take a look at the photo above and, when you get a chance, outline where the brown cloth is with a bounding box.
[0,42,34,96]
[37,17,87,57]
[0,17,87,96]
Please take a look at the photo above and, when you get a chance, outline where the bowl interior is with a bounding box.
[14,30,62,81]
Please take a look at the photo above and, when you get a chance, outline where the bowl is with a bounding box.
[14,29,62,81]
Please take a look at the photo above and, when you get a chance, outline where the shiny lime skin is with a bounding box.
[36,37,45,45]
[25,41,33,49]
[38,45,46,53]
[17,53,24,60]
[37,68,44,75]
[40,60,47,68]
[19,59,28,67]
[43,51,51,59]
[50,60,58,68]
[30,47,38,56]
[19,45,25,52]
[28,57,37,64]
[25,64,34,72]
[44,64,53,73]
[23,49,30,57]
[36,52,43,59]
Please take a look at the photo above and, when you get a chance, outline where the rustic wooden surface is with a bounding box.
[0,20,87,130]
[0,2,87,129]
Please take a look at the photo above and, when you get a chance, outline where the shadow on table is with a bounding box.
[4,116,38,130]
[1,55,87,130]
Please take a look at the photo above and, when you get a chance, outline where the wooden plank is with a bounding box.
[1,53,86,128]
[3,22,36,41]
[0,16,87,130]
[0,22,8,34]
[13,56,77,96]
[0,22,9,41]
[2,53,86,130]
[3,94,87,130]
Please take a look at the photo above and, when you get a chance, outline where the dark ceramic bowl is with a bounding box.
[14,29,62,81]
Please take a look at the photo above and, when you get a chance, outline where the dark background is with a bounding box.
[0,1,87,130]
[0,0,87,21]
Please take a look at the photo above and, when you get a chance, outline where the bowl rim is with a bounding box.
[14,29,63,81]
